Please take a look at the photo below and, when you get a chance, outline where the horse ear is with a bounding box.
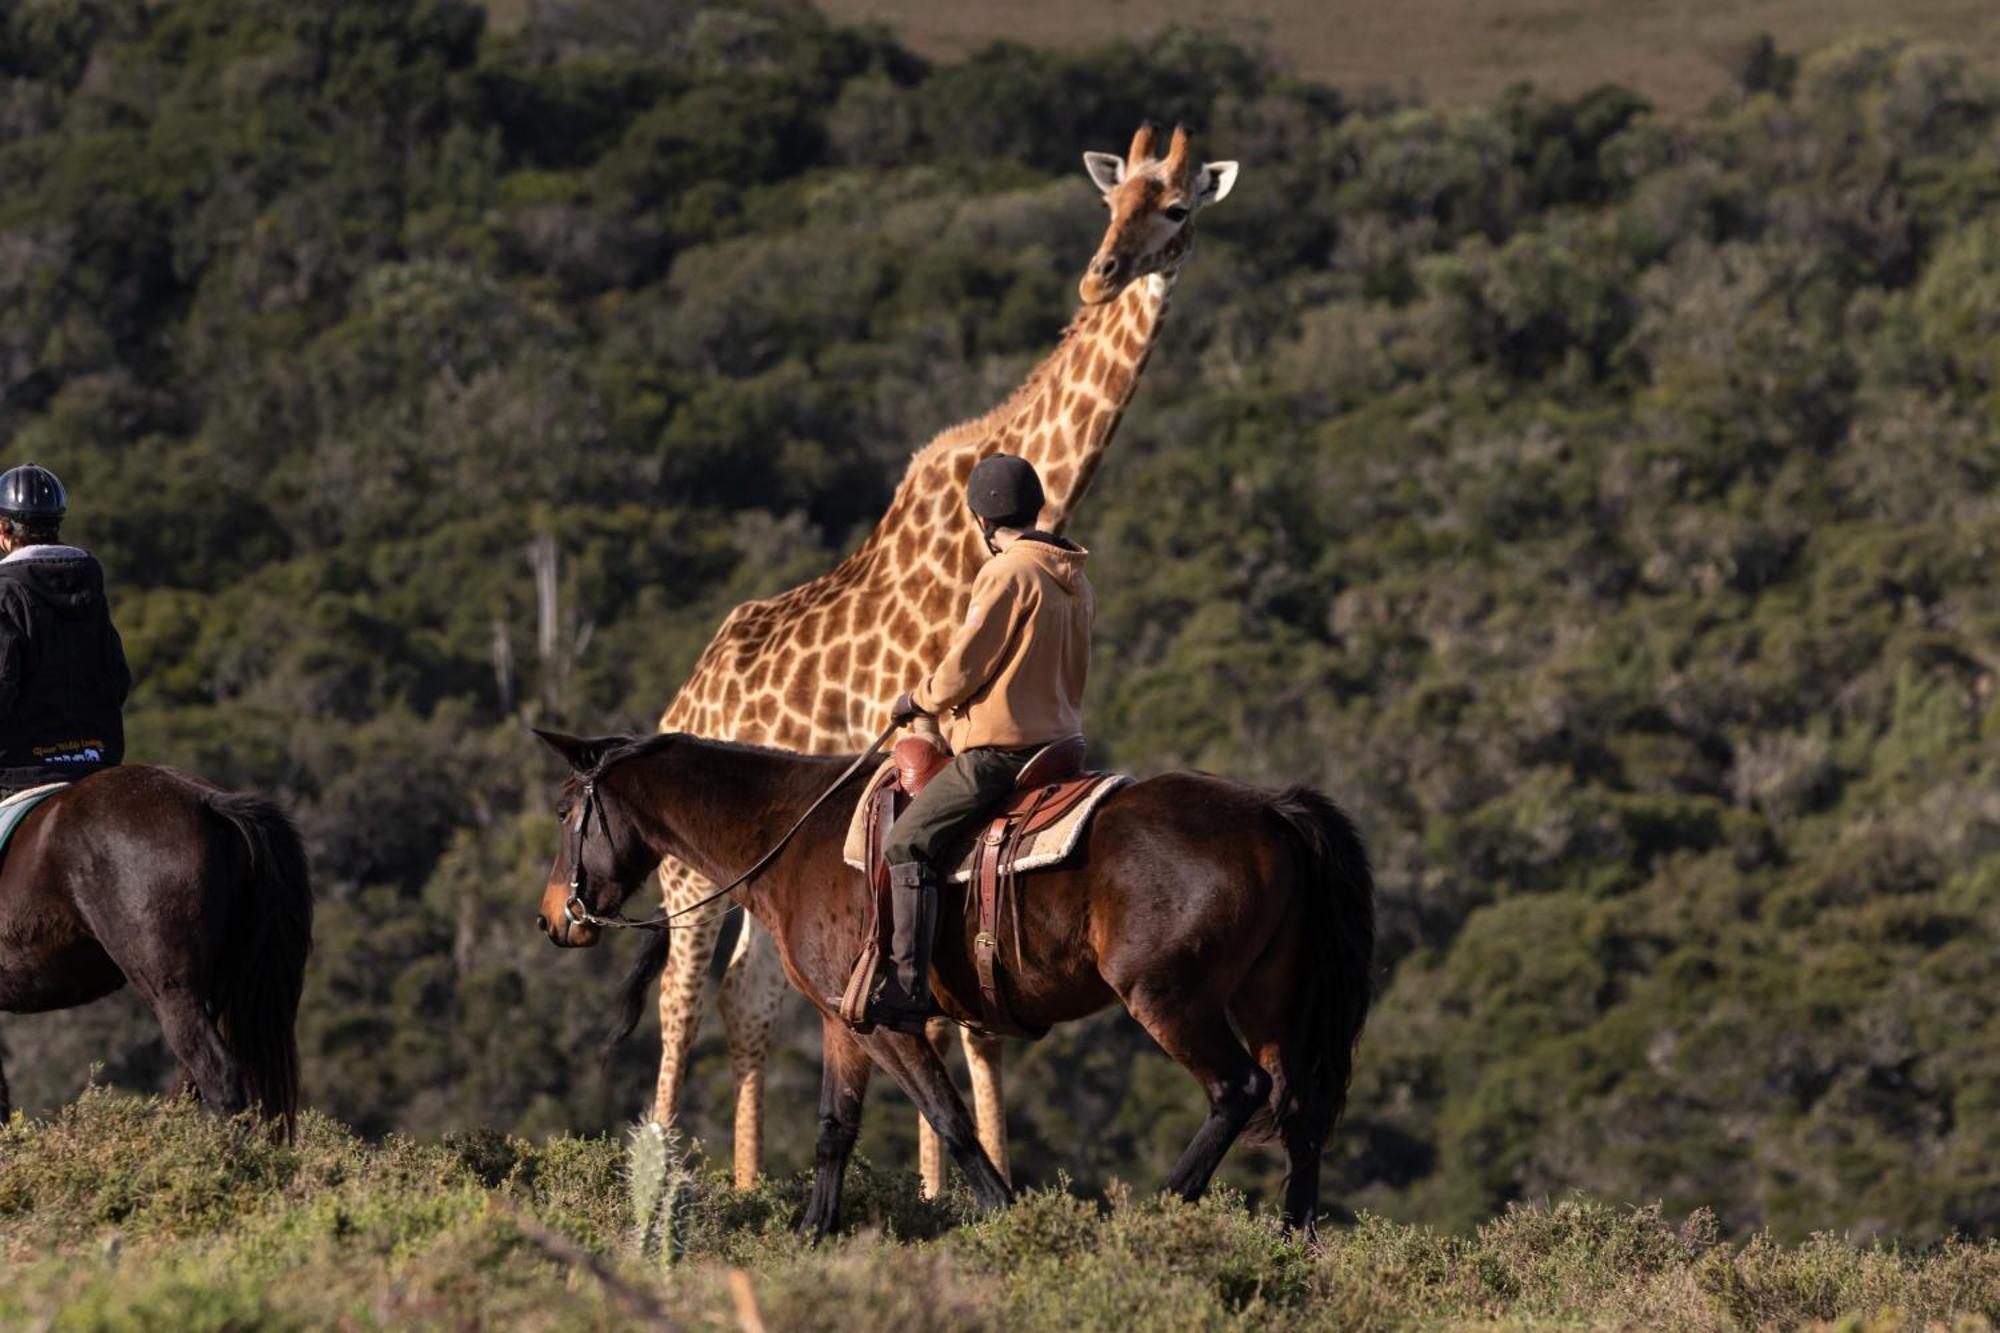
[533,728,609,772]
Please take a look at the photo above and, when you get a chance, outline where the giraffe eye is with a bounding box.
[1164,204,1190,224]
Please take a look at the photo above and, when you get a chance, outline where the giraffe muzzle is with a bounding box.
[1080,255,1125,305]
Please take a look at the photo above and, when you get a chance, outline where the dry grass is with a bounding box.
[475,0,2000,113]
[818,0,2000,110]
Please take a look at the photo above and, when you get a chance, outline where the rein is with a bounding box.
[562,721,900,934]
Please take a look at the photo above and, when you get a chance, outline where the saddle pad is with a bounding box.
[0,782,65,860]
[842,762,1131,885]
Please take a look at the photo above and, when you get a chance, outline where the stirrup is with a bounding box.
[837,950,931,1035]
[860,974,935,1035]
[838,938,883,1032]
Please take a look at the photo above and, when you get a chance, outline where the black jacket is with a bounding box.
[0,545,130,775]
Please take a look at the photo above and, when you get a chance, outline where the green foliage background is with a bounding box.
[2,0,1996,1245]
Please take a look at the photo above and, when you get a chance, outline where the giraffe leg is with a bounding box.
[918,1017,950,1197]
[718,911,786,1189]
[652,858,725,1129]
[961,1026,1010,1186]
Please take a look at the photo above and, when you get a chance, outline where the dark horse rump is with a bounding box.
[0,766,313,1135]
[537,731,1375,1236]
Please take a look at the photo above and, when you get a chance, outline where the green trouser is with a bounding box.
[883,745,1036,868]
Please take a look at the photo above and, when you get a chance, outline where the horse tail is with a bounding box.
[607,928,671,1050]
[204,790,314,1139]
[1267,786,1376,1136]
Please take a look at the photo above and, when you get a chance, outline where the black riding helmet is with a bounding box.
[966,454,1044,530]
[0,464,66,522]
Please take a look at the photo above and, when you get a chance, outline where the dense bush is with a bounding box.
[1,0,1996,1245]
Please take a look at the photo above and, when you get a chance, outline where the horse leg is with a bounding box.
[651,860,724,1128]
[142,984,246,1117]
[717,914,785,1188]
[799,1014,873,1239]
[1232,934,1331,1231]
[1127,1001,1271,1201]
[860,1028,1012,1210]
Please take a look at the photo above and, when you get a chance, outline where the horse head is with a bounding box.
[532,729,665,949]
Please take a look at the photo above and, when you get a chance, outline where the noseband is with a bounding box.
[559,721,900,934]
[561,776,610,929]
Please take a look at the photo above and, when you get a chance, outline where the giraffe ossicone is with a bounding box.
[633,122,1243,1195]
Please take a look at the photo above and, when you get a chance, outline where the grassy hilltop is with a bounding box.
[1,0,1998,1255]
[4,1094,1999,1330]
[481,0,2000,113]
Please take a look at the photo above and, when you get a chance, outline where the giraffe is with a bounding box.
[649,124,1240,1193]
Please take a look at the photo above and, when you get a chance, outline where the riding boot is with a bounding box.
[865,860,938,1034]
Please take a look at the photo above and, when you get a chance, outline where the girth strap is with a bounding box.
[968,777,1102,1040]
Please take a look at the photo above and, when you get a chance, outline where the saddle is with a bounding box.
[0,782,65,867]
[839,731,1129,1038]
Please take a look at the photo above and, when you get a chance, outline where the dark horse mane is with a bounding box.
[589,731,860,782]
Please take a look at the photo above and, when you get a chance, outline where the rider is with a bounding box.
[864,454,1094,1033]
[0,464,130,796]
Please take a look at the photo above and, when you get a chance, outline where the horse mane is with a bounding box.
[591,731,860,781]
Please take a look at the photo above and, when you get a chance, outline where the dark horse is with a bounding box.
[534,731,1374,1236]
[0,766,313,1136]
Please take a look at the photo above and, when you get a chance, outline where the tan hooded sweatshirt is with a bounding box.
[912,537,1093,752]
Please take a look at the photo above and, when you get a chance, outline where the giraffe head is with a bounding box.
[1078,123,1239,305]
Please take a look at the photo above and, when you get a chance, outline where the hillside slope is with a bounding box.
[812,0,1997,111]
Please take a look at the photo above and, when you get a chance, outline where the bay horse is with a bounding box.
[0,766,313,1136]
[533,731,1374,1235]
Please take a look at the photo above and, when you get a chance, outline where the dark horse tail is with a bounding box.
[203,790,314,1138]
[1266,786,1376,1139]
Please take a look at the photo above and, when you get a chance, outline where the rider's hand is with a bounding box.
[890,691,929,725]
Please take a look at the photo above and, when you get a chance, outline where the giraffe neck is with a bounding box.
[847,263,1180,574]
[992,268,1180,530]
[660,256,1189,755]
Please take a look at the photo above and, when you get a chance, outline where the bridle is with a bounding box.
[561,775,615,928]
[560,720,900,934]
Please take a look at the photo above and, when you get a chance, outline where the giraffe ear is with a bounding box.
[1083,151,1125,194]
[1197,160,1239,204]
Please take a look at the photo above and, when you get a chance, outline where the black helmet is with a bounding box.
[0,464,65,522]
[966,454,1044,528]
